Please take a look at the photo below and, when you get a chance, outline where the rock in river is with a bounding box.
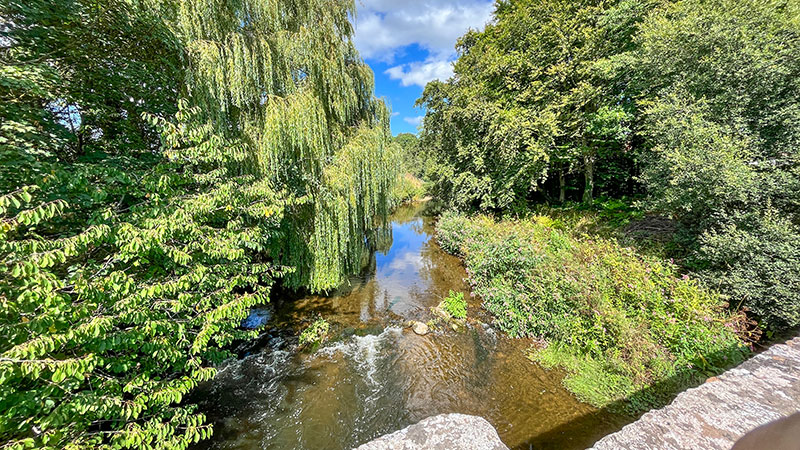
[410,321,429,336]
[356,413,508,450]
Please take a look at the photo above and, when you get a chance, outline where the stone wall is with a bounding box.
[591,337,800,449]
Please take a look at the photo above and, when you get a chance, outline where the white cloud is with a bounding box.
[385,60,453,87]
[391,111,401,117]
[352,1,494,62]
[404,116,424,126]
[388,251,423,271]
[352,1,493,125]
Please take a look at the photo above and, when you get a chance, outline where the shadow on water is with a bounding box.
[521,344,755,449]
[528,325,794,449]
[190,201,753,450]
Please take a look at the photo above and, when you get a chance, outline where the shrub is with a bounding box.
[299,318,330,348]
[634,0,800,331]
[442,291,467,319]
[698,210,800,331]
[391,173,426,206]
[437,212,749,411]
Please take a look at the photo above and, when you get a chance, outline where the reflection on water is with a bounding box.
[193,202,631,450]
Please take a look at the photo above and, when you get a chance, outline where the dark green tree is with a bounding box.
[633,0,800,330]
[392,133,423,176]
[418,0,649,211]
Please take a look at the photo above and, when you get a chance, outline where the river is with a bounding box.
[192,202,630,450]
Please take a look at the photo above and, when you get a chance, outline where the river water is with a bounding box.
[193,202,630,450]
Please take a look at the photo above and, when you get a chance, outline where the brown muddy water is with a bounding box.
[193,202,632,450]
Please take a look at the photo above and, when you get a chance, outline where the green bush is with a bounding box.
[0,106,282,450]
[698,210,800,331]
[298,318,330,348]
[437,212,749,411]
[442,291,467,319]
[634,0,800,331]
[390,173,426,207]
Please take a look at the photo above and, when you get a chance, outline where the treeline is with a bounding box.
[419,0,800,331]
[0,0,400,448]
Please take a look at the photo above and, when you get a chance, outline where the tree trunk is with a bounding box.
[559,164,566,203]
[583,154,595,204]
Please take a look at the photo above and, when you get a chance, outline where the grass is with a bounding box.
[436,210,750,412]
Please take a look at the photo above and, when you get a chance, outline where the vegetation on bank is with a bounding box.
[442,291,467,320]
[418,0,800,334]
[391,173,426,206]
[390,134,427,206]
[392,133,425,180]
[437,212,750,411]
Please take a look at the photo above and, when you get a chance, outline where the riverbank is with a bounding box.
[436,212,751,412]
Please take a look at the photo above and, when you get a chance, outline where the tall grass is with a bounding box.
[437,212,749,411]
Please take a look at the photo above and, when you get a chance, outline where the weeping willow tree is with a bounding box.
[0,0,397,448]
[151,0,399,291]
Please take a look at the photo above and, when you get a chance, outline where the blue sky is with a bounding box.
[351,0,495,135]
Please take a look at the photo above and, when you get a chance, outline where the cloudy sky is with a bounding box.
[351,0,495,135]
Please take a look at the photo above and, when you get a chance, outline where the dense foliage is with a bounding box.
[388,134,426,205]
[417,0,647,211]
[392,133,424,178]
[390,173,426,207]
[0,0,398,448]
[422,0,800,331]
[632,0,800,330]
[437,213,749,410]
